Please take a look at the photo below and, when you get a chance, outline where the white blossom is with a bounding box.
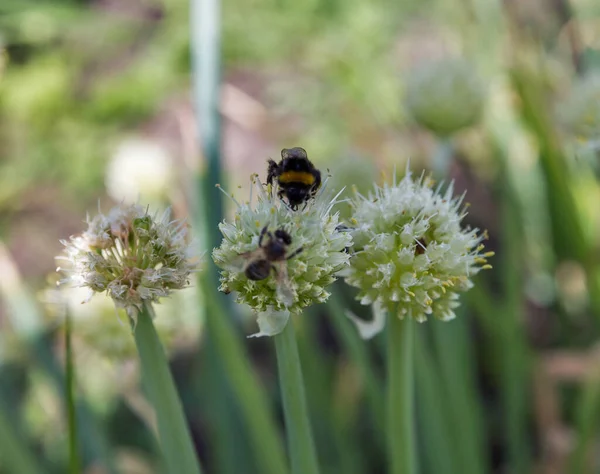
[212,175,352,337]
[57,204,199,321]
[344,168,492,337]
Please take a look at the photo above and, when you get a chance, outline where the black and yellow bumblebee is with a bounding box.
[267,147,322,210]
[223,225,302,305]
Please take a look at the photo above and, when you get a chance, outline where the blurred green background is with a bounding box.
[2,0,600,472]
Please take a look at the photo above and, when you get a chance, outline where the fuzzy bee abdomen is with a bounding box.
[278,171,316,186]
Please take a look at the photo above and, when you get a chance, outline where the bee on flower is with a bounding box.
[212,173,352,337]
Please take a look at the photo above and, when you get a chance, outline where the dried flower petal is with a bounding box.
[57,204,199,320]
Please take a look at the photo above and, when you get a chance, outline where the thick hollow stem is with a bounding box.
[387,313,416,474]
[134,303,203,474]
[274,318,320,474]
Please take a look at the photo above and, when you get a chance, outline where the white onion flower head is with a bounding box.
[212,175,352,337]
[405,58,485,137]
[57,204,199,322]
[344,168,492,337]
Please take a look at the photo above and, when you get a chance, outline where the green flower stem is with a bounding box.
[387,313,415,474]
[274,317,320,474]
[134,302,203,474]
[431,138,454,178]
[202,285,289,474]
[65,309,80,474]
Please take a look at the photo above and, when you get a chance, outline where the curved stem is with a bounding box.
[432,138,454,179]
[387,313,415,474]
[274,317,320,474]
[134,302,203,474]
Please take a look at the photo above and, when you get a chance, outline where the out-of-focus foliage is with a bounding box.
[2,0,600,472]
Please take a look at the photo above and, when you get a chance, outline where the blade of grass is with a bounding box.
[65,309,80,474]
[473,146,531,474]
[202,281,289,474]
[414,330,458,474]
[189,1,251,470]
[499,149,531,474]
[326,292,385,442]
[274,317,320,474]
[202,338,254,474]
[430,316,487,474]
[296,311,363,474]
[190,0,224,251]
[134,302,203,474]
[328,380,364,474]
[387,314,416,474]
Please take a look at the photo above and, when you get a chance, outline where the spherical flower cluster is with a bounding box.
[212,176,352,337]
[405,58,485,137]
[557,74,600,148]
[344,169,492,331]
[57,204,198,320]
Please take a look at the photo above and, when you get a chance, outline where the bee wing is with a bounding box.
[274,261,295,307]
[222,249,258,273]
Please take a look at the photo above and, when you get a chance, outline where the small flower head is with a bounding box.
[405,58,485,136]
[344,168,491,328]
[57,204,198,320]
[212,175,351,336]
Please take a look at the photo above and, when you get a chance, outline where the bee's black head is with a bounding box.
[284,186,310,206]
[274,228,292,245]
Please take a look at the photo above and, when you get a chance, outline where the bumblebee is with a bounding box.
[267,147,322,210]
[224,226,303,304]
